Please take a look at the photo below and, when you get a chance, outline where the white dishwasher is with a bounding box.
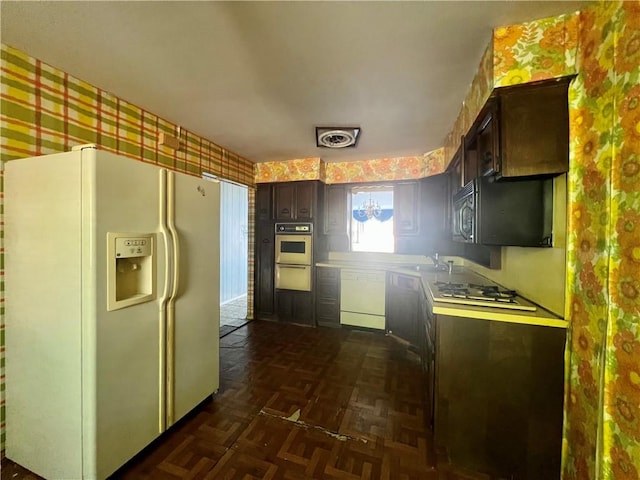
[340,269,386,330]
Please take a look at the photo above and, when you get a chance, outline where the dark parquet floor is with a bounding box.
[2,320,483,480]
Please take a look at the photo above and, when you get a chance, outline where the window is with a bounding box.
[350,186,394,253]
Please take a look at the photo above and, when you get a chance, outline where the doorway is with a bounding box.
[219,180,249,336]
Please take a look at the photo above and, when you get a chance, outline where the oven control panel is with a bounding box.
[275,223,313,234]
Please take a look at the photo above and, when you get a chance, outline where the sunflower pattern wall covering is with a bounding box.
[561,2,640,478]
[254,152,446,184]
[255,157,323,183]
[0,44,256,451]
[493,12,579,88]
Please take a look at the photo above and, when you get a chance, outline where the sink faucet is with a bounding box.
[429,253,442,269]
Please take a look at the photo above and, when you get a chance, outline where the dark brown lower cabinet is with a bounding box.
[386,273,421,347]
[435,315,565,479]
[315,267,340,328]
[421,293,436,429]
[276,290,314,326]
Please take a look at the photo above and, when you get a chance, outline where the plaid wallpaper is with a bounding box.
[0,43,257,453]
[0,45,255,184]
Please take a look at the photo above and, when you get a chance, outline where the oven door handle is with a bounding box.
[277,264,308,269]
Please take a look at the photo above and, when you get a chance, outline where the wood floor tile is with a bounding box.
[2,320,474,479]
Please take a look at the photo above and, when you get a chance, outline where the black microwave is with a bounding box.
[452,176,553,247]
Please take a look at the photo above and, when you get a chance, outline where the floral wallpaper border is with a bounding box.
[254,149,446,184]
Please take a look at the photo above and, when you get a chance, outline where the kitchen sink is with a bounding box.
[399,264,444,272]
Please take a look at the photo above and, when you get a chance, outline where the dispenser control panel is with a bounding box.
[115,237,153,258]
[107,232,156,311]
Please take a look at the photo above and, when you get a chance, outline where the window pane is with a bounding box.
[350,188,394,253]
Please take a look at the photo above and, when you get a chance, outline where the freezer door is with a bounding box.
[167,171,220,425]
[90,149,167,478]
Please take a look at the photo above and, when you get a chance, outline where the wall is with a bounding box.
[0,43,256,452]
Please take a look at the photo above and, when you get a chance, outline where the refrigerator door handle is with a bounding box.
[158,169,173,432]
[165,170,180,426]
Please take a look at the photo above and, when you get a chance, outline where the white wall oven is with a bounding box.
[274,223,312,291]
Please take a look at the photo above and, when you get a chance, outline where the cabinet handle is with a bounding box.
[262,238,271,243]
[281,208,290,215]
[299,208,309,214]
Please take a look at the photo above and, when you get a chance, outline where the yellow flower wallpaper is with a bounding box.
[254,157,322,183]
[561,3,640,478]
[254,152,446,184]
[493,13,579,87]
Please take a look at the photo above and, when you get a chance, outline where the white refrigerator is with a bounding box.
[5,144,221,479]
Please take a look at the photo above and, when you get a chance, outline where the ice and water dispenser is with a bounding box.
[107,233,156,311]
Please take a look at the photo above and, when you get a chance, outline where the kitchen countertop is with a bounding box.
[316,256,567,329]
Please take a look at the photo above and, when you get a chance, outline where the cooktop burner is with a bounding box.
[431,281,537,311]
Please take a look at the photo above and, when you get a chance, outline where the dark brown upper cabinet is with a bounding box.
[466,77,571,181]
[465,100,499,181]
[448,137,465,195]
[323,184,349,235]
[497,78,570,178]
[255,183,273,222]
[274,181,317,221]
[394,181,420,236]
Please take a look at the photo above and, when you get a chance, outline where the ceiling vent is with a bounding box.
[316,127,361,149]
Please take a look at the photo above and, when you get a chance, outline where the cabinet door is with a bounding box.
[447,140,464,194]
[421,173,451,254]
[276,290,314,326]
[315,267,340,327]
[394,181,419,235]
[274,183,295,221]
[295,182,315,220]
[499,79,570,177]
[324,184,348,234]
[465,100,498,181]
[254,221,275,317]
[255,184,273,222]
[421,294,436,428]
[386,274,420,346]
[477,102,499,178]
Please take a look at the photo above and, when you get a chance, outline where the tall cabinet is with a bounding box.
[254,185,276,318]
[254,181,319,325]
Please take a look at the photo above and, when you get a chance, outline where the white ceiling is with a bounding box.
[1,1,584,163]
